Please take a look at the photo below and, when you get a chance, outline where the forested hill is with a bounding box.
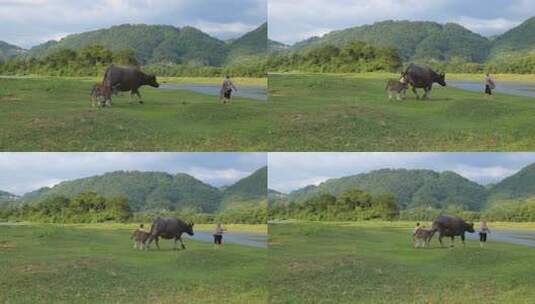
[286,169,489,210]
[220,167,267,209]
[24,23,267,66]
[0,41,26,61]
[10,168,266,212]
[226,23,267,61]
[19,171,222,212]
[282,17,535,63]
[488,163,535,202]
[490,17,535,57]
[290,20,491,62]
[0,190,19,205]
[268,39,289,52]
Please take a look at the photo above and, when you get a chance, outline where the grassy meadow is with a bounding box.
[269,222,535,304]
[267,73,535,151]
[0,76,267,151]
[0,223,267,304]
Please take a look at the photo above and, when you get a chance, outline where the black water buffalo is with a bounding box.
[102,64,159,104]
[430,215,475,247]
[145,217,194,250]
[403,63,446,100]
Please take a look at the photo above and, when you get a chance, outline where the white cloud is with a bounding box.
[184,167,253,187]
[193,21,258,38]
[453,165,517,184]
[455,17,521,36]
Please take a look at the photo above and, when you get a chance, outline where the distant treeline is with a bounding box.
[268,42,403,73]
[0,191,267,225]
[270,188,399,221]
[417,52,535,74]
[0,191,133,223]
[271,189,535,223]
[269,42,535,74]
[399,198,535,222]
[133,202,268,225]
[0,44,266,78]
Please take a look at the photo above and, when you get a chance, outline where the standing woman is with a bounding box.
[479,220,490,248]
[484,73,496,98]
[220,75,238,104]
[213,223,226,248]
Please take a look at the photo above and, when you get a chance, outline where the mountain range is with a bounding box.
[0,167,267,212]
[0,41,26,62]
[0,22,267,66]
[274,162,535,211]
[271,17,535,63]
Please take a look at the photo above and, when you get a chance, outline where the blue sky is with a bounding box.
[269,0,535,45]
[269,153,535,193]
[0,0,267,48]
[0,153,266,195]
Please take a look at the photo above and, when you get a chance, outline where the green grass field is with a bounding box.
[0,77,268,151]
[269,222,535,304]
[0,223,267,303]
[268,73,535,151]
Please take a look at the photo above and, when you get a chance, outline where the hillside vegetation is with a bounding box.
[15,169,266,212]
[270,17,535,73]
[25,23,267,65]
[291,21,490,62]
[0,41,25,62]
[0,190,18,205]
[0,23,267,77]
[220,167,267,210]
[286,169,488,210]
[271,163,535,222]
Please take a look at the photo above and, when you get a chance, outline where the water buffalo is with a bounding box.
[430,215,475,247]
[146,217,194,250]
[403,63,446,100]
[102,64,159,105]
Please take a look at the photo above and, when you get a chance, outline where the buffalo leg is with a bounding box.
[412,86,420,99]
[145,234,154,249]
[179,237,186,250]
[438,234,444,247]
[461,234,466,246]
[423,86,432,100]
[134,90,143,104]
[450,236,455,247]
[154,237,160,250]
